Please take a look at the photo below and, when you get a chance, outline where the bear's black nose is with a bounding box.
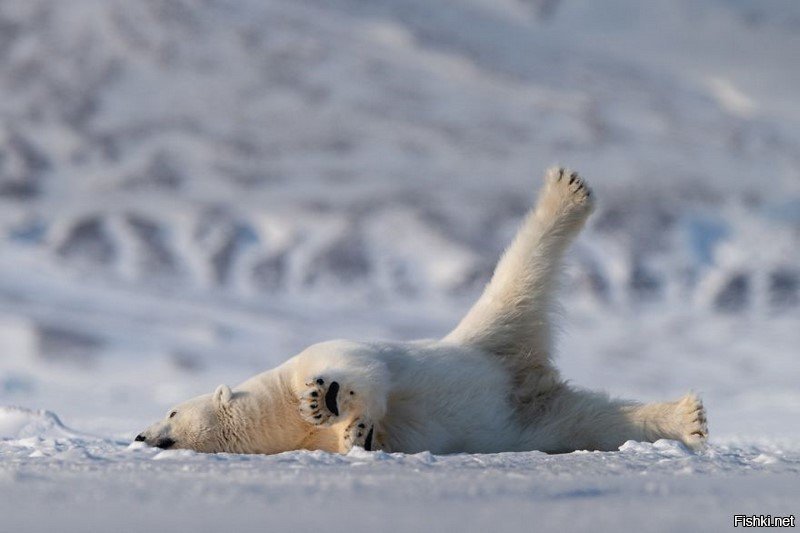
[155,438,175,449]
[135,434,146,442]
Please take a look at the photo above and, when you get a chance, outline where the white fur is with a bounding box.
[138,168,708,454]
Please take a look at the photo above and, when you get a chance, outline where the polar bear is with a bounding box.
[136,168,708,455]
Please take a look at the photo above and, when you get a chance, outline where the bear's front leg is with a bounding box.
[298,376,383,451]
[343,417,376,451]
[291,351,389,452]
[298,376,357,425]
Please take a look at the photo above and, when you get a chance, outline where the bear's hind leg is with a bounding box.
[445,168,594,403]
[530,388,708,452]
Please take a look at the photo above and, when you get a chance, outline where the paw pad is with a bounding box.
[344,418,375,451]
[542,167,594,214]
[553,167,591,196]
[678,394,708,449]
[299,377,342,425]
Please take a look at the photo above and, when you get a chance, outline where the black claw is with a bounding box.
[310,391,318,398]
[310,403,318,408]
[569,172,577,184]
[557,168,564,181]
[349,391,354,395]
[316,378,324,386]
[314,414,322,419]
[358,423,365,429]
[357,432,363,437]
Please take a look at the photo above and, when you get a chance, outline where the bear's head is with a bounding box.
[135,384,243,453]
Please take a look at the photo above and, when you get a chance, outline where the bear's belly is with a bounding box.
[378,374,518,454]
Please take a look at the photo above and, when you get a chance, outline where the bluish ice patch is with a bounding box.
[680,214,730,266]
[234,223,261,248]
[762,198,800,225]
[8,219,47,245]
[1,374,36,394]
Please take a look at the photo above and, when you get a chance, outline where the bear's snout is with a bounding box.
[133,431,174,449]
[155,438,176,449]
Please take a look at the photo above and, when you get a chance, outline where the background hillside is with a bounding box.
[0,1,798,530]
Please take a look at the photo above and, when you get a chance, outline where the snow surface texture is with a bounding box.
[0,0,798,531]
[2,408,799,533]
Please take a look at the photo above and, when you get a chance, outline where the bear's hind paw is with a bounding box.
[542,167,594,213]
[677,394,708,450]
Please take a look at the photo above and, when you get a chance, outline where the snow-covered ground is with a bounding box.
[1,0,799,531]
[2,408,799,533]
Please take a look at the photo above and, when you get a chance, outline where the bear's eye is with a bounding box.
[169,411,177,419]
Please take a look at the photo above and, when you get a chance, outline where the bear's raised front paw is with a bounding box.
[343,418,375,451]
[299,377,354,425]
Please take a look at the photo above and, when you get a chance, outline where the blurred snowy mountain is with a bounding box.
[1,4,799,528]
[0,0,798,433]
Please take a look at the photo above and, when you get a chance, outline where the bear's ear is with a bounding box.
[213,384,233,408]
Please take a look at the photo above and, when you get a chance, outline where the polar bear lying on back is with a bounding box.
[136,169,708,454]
